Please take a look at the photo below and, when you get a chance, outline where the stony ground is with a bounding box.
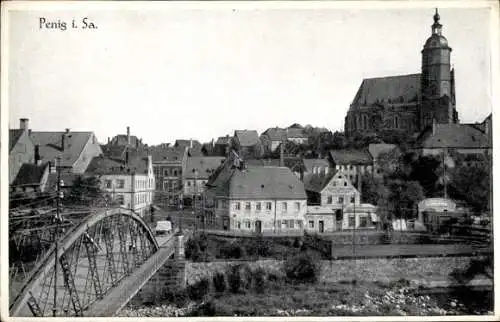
[118,282,493,317]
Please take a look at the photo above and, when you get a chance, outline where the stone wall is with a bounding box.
[187,259,284,285]
[186,256,482,286]
[130,255,486,305]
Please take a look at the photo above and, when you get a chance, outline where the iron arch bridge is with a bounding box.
[10,207,160,317]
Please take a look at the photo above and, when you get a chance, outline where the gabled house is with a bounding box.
[414,121,492,159]
[204,158,307,234]
[9,118,35,183]
[150,146,188,207]
[11,163,50,195]
[214,135,232,157]
[261,127,308,154]
[368,143,401,176]
[183,156,226,198]
[260,127,287,153]
[29,125,102,174]
[302,158,332,177]
[232,130,263,159]
[86,155,155,218]
[328,149,373,184]
[303,171,378,232]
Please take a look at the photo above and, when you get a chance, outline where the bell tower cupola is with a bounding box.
[420,8,457,130]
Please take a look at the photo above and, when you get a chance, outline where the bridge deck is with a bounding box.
[85,232,186,316]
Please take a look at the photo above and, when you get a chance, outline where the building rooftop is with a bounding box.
[11,163,49,188]
[185,156,226,180]
[350,73,421,109]
[303,172,337,193]
[234,130,261,147]
[30,131,99,168]
[415,123,491,149]
[85,155,150,176]
[9,129,26,152]
[209,165,307,200]
[302,159,331,172]
[329,149,373,165]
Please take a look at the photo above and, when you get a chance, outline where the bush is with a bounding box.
[220,243,247,259]
[252,267,267,293]
[163,289,189,307]
[284,252,320,283]
[255,239,272,257]
[213,271,227,293]
[293,237,304,248]
[227,264,252,293]
[187,277,210,301]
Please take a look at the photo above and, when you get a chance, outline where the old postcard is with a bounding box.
[1,0,498,320]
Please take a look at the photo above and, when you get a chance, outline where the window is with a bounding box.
[350,196,355,203]
[266,202,272,211]
[290,220,295,228]
[187,181,191,187]
[163,169,169,176]
[234,202,241,210]
[348,215,356,228]
[294,202,300,211]
[327,195,333,204]
[117,179,125,189]
[105,180,112,189]
[173,170,178,176]
[245,202,251,211]
[256,202,261,212]
[308,220,314,228]
[344,181,348,186]
[282,202,287,212]
[116,194,124,205]
[360,216,368,228]
[222,200,227,209]
[338,197,344,204]
[245,221,251,229]
[237,222,241,229]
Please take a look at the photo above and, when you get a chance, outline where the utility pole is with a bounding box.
[53,156,62,317]
[352,196,356,257]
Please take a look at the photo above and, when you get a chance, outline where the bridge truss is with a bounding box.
[9,207,159,317]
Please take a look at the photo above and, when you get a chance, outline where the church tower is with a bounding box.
[420,9,458,130]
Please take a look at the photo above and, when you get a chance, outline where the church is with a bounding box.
[345,9,459,137]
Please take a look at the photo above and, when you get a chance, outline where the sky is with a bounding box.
[6,2,495,146]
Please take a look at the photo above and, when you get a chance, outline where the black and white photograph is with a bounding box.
[1,0,498,319]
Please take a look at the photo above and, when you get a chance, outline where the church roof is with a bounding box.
[350,73,421,109]
[415,124,491,149]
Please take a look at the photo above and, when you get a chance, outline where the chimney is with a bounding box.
[190,138,193,149]
[127,126,130,145]
[20,118,29,131]
[34,145,40,165]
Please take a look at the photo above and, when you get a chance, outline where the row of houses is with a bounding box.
[9,119,156,218]
[200,150,378,234]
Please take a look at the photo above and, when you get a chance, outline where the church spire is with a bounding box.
[432,8,442,35]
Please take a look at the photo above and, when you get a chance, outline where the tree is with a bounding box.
[386,179,424,219]
[67,175,105,207]
[448,162,491,214]
[409,155,442,197]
